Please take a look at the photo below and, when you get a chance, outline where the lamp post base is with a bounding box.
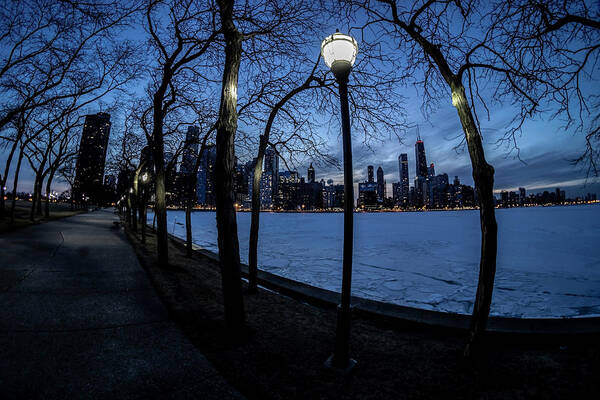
[324,305,356,375]
[323,354,357,375]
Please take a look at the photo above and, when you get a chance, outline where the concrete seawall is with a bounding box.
[165,232,600,336]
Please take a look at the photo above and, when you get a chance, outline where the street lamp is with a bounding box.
[321,30,358,373]
[140,173,149,243]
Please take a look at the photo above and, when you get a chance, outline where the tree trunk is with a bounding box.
[394,19,499,358]
[140,188,147,244]
[215,0,245,332]
[126,194,132,226]
[1,137,20,218]
[248,135,267,293]
[138,188,144,230]
[185,197,193,257]
[131,172,139,232]
[36,178,43,216]
[451,84,498,357]
[10,148,24,223]
[154,159,167,265]
[0,175,5,218]
[184,170,198,258]
[152,95,168,267]
[247,80,312,293]
[30,176,41,221]
[45,170,56,219]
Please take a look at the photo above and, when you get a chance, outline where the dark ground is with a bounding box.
[0,209,243,399]
[0,199,84,234]
[125,224,600,400]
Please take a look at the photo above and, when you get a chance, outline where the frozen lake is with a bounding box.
[151,205,600,318]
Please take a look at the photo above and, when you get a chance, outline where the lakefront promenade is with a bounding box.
[0,209,242,399]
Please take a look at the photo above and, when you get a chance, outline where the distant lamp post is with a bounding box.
[321,30,358,373]
[140,173,149,243]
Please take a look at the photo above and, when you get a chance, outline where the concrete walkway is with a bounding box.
[0,209,243,399]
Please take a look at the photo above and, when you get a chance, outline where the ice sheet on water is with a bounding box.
[149,204,600,318]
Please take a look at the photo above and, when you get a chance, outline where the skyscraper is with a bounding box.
[307,163,315,183]
[415,135,427,178]
[181,126,199,175]
[414,134,428,206]
[196,145,217,206]
[519,187,526,205]
[264,146,279,196]
[367,165,374,183]
[73,112,111,203]
[164,151,176,194]
[376,166,385,201]
[428,163,435,177]
[264,146,278,175]
[399,153,409,204]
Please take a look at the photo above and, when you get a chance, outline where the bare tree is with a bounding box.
[494,1,600,175]
[183,121,216,258]
[211,0,328,332]
[247,64,330,292]
[42,114,80,218]
[24,118,60,220]
[0,0,141,216]
[214,0,246,332]
[58,159,77,211]
[142,0,220,267]
[0,0,139,130]
[342,0,500,357]
[343,0,598,356]
[245,38,409,292]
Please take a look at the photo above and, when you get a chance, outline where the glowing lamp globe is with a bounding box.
[321,32,358,79]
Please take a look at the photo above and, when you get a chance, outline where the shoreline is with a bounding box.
[123,220,600,399]
[167,230,600,333]
[163,201,600,213]
[151,204,600,320]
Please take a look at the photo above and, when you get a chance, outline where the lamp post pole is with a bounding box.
[331,68,356,371]
[141,173,148,244]
[321,30,358,372]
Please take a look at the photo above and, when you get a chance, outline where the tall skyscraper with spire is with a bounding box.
[414,130,428,207]
[415,131,427,178]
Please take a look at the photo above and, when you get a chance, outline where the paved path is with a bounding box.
[0,209,244,399]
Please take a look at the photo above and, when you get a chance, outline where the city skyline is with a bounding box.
[5,120,600,203]
[3,86,600,198]
[296,115,600,198]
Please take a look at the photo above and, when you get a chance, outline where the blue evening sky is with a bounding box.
[2,3,599,199]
